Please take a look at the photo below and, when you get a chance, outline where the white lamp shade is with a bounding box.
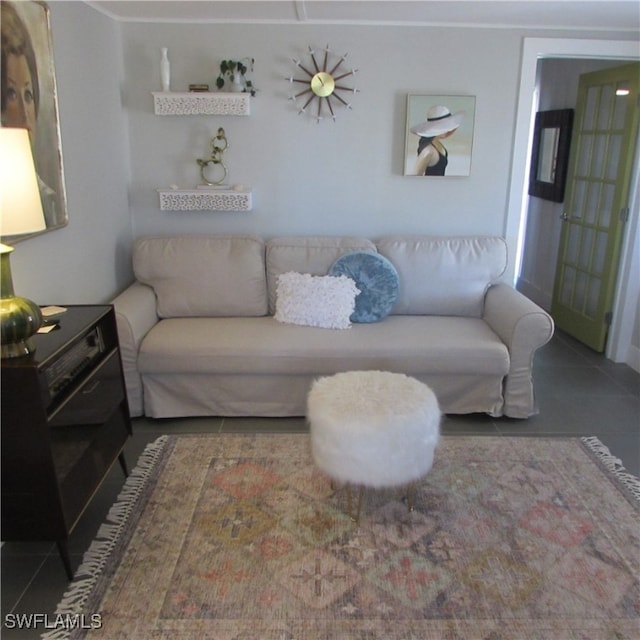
[0,127,46,236]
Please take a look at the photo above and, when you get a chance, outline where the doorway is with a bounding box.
[551,62,639,352]
[505,38,639,369]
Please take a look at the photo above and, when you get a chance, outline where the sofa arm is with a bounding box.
[483,283,554,418]
[112,282,158,417]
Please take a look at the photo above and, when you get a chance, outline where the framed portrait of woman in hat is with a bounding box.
[1,0,68,237]
[404,95,476,177]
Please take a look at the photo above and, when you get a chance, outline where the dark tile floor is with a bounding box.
[2,329,638,638]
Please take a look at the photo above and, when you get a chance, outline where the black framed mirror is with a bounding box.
[528,108,574,203]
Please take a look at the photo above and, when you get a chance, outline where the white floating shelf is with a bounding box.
[152,92,250,116]
[158,189,252,212]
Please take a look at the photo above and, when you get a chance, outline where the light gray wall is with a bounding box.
[122,23,597,242]
[8,3,634,314]
[10,1,132,306]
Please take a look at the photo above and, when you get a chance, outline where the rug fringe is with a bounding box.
[40,436,170,640]
[581,436,640,504]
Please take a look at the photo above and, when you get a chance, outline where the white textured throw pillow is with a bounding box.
[275,272,360,329]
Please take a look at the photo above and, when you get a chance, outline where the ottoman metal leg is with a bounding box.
[406,482,418,512]
[345,484,365,523]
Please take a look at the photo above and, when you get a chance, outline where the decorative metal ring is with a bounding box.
[198,159,228,186]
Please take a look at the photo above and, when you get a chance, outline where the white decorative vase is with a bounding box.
[230,71,244,93]
[160,47,171,92]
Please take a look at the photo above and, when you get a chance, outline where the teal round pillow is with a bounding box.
[329,252,399,323]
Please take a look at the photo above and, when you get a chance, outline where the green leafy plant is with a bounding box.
[216,58,256,95]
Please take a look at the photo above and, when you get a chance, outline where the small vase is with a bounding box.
[160,47,171,92]
[230,71,244,93]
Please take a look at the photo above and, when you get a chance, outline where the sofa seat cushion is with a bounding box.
[138,316,509,376]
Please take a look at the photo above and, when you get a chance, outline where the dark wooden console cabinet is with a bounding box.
[1,305,132,579]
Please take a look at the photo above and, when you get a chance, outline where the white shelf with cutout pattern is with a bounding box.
[158,188,252,212]
[152,92,250,116]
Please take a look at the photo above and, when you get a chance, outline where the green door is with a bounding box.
[551,62,640,352]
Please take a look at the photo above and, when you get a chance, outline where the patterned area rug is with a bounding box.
[45,434,639,640]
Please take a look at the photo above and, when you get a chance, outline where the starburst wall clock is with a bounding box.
[287,45,359,122]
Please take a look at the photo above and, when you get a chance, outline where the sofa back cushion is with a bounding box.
[266,236,377,314]
[376,236,507,317]
[133,235,267,317]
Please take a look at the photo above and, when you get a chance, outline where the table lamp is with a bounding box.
[0,127,46,358]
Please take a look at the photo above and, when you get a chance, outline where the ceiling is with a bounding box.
[86,1,639,32]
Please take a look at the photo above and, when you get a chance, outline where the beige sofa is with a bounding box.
[112,234,554,420]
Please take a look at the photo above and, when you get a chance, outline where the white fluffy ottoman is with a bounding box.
[307,370,440,519]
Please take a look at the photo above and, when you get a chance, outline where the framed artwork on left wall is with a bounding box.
[404,94,476,177]
[1,0,68,238]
